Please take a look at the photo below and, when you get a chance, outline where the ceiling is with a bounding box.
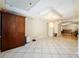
[5,0,76,20]
[5,0,40,10]
[40,9,63,20]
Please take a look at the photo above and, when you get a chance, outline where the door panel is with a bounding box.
[2,13,11,51]
[16,16,25,33]
[14,16,25,47]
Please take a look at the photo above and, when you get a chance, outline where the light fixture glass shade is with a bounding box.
[49,22,53,28]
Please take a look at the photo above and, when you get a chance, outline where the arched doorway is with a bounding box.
[58,21,78,56]
[59,21,78,39]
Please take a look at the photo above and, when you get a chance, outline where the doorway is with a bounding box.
[58,21,78,56]
[47,22,54,38]
[60,21,78,40]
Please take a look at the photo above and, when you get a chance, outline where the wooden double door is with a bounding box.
[1,12,26,51]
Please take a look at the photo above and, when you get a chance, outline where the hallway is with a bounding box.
[1,36,78,58]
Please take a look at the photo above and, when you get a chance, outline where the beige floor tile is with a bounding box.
[1,36,78,58]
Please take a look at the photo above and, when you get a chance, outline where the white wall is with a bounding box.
[0,0,5,9]
[78,23,79,56]
[26,17,62,40]
[26,17,47,40]
[73,0,79,56]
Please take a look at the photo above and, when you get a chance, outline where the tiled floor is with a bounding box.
[0,36,79,58]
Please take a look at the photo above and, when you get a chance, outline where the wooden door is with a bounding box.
[11,15,25,47]
[2,12,12,51]
[2,12,25,51]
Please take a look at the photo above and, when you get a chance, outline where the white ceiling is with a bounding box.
[40,9,63,20]
[5,0,75,19]
[6,0,40,10]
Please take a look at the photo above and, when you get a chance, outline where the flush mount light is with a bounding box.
[29,2,32,5]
